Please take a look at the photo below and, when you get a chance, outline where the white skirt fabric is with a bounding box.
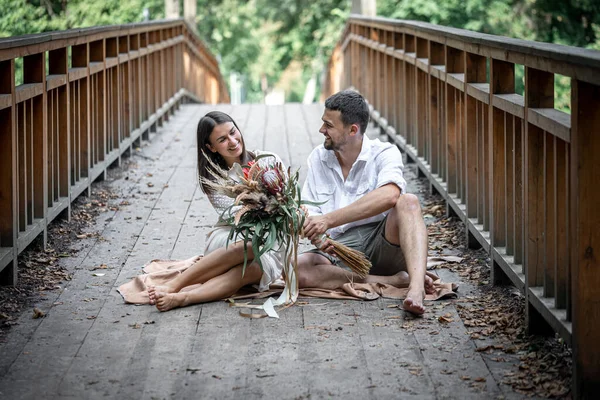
[204,226,285,292]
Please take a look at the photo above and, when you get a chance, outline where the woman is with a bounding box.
[147,111,286,311]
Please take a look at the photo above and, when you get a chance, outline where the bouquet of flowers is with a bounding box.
[201,152,371,313]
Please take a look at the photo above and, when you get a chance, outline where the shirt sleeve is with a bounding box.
[375,144,407,194]
[301,150,323,217]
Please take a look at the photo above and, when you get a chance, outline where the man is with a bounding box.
[298,89,430,315]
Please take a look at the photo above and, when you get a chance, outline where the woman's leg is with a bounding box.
[155,241,255,292]
[153,263,263,311]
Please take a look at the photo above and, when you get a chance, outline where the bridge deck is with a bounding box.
[0,104,539,399]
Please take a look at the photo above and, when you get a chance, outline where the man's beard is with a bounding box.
[324,137,333,150]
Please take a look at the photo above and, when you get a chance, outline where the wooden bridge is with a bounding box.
[0,14,598,399]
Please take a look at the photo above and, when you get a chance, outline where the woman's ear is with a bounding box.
[206,143,216,153]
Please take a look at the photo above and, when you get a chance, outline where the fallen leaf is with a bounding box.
[32,308,46,319]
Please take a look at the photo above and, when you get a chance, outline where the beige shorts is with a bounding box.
[307,216,407,276]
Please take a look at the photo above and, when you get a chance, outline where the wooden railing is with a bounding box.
[0,20,229,285]
[324,14,600,398]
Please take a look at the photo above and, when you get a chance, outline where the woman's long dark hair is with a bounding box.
[197,111,254,193]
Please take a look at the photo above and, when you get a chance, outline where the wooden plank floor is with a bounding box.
[0,104,530,400]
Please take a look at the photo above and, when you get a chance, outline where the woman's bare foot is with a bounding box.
[403,287,426,315]
[148,285,176,305]
[425,274,436,295]
[155,291,188,311]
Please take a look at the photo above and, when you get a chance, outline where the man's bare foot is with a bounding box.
[155,292,188,312]
[148,285,176,305]
[403,288,425,315]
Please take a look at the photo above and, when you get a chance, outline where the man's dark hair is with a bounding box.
[324,89,370,134]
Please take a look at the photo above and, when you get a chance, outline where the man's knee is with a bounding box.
[394,193,421,214]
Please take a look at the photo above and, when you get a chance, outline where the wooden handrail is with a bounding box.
[0,19,229,287]
[323,14,600,398]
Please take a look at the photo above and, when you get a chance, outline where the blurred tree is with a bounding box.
[193,0,348,102]
[1,0,597,105]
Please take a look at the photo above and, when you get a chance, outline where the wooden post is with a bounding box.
[571,78,600,399]
[489,59,514,284]
[445,46,463,194]
[48,47,70,208]
[0,60,17,285]
[464,53,486,222]
[23,52,48,245]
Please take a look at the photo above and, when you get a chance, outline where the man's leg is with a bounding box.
[297,252,415,289]
[384,193,428,315]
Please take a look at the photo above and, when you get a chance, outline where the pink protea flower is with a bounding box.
[261,168,284,195]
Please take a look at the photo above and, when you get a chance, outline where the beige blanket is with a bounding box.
[118,256,458,304]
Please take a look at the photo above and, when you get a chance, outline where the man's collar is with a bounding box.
[356,134,372,162]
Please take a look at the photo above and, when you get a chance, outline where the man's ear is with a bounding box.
[349,123,360,136]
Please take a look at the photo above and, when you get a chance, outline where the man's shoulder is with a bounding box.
[367,137,401,157]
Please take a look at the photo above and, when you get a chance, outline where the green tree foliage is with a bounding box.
[0,0,164,38]
[1,0,597,106]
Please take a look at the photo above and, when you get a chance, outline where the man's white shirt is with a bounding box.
[301,135,407,239]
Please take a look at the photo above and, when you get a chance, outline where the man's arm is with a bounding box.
[303,183,400,242]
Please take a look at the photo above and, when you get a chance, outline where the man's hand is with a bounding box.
[303,215,331,244]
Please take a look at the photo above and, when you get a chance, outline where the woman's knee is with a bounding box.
[241,263,262,284]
